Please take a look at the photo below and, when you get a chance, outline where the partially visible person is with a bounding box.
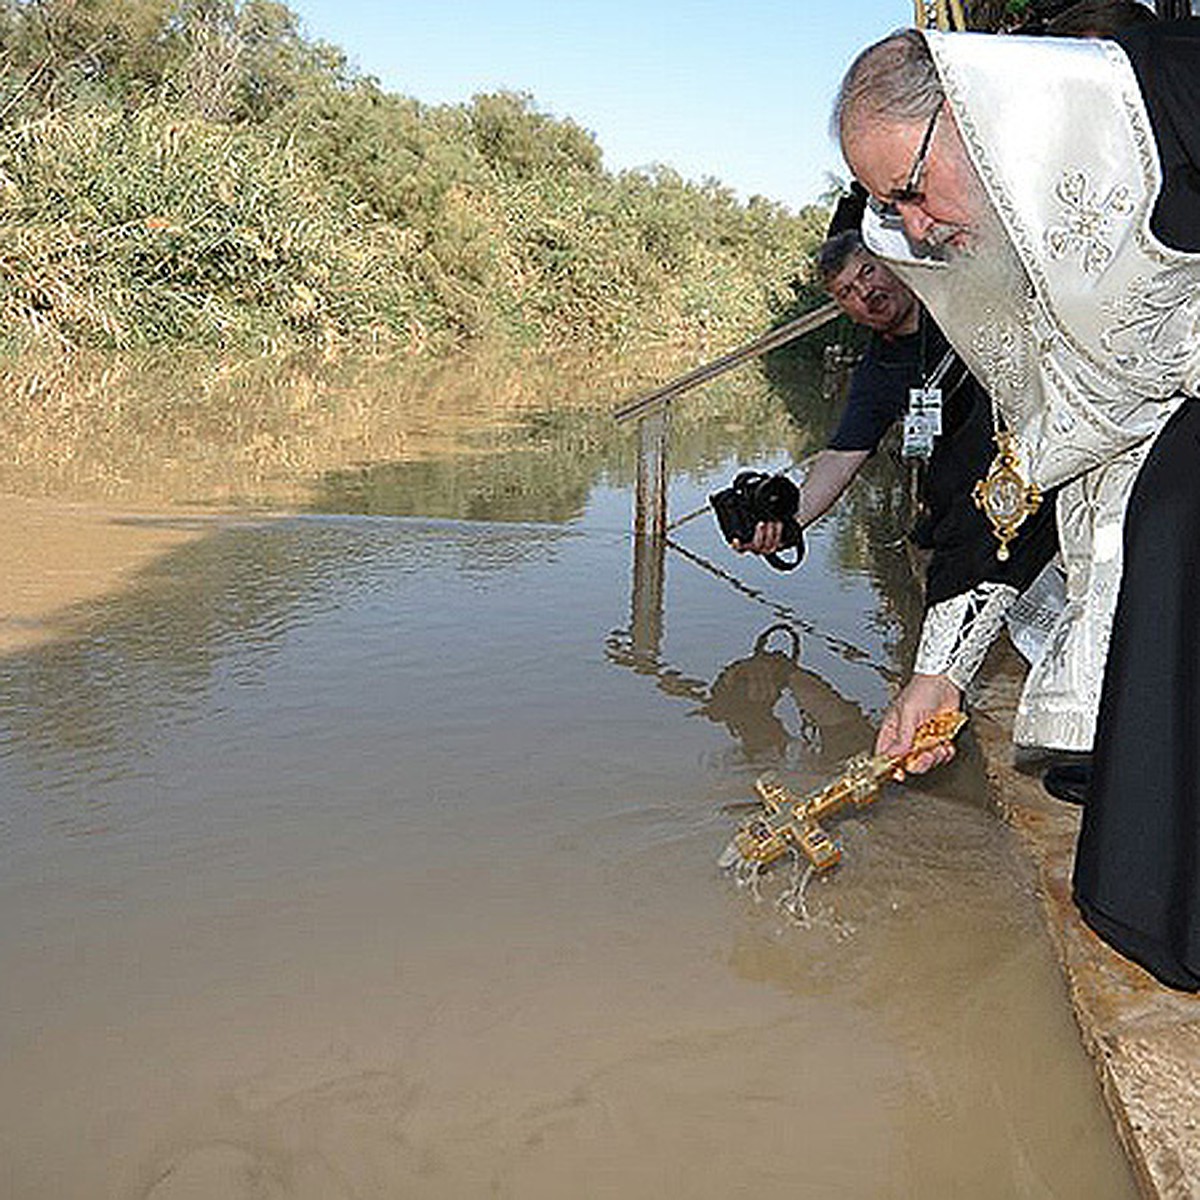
[735,226,918,546]
[739,221,1059,672]
[995,0,1156,34]
[1043,0,1157,36]
[835,21,1200,990]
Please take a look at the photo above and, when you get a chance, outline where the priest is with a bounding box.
[834,20,1200,990]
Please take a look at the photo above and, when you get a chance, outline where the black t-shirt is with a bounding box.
[827,323,933,453]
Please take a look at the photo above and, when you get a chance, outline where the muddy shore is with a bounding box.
[972,645,1200,1200]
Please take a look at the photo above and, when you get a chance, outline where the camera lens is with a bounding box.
[753,474,800,522]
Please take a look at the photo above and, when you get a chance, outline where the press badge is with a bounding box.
[903,386,942,459]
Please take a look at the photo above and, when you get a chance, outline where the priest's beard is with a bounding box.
[922,176,1039,435]
[940,193,1030,320]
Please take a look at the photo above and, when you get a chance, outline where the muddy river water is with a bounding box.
[0,348,1136,1198]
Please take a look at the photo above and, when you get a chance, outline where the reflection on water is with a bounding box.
[0,346,814,513]
[607,617,863,768]
[0,346,1136,1199]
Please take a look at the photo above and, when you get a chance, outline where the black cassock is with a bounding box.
[1072,20,1200,991]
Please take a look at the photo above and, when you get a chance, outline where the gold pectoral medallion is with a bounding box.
[973,431,1041,561]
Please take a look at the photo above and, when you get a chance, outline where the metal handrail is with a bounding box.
[612,301,840,425]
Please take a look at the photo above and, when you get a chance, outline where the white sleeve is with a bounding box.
[914,582,1019,692]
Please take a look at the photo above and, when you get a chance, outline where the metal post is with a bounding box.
[629,514,666,662]
[634,405,670,542]
[629,405,670,662]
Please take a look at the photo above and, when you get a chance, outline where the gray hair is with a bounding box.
[832,29,944,151]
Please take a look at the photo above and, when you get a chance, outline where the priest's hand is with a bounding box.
[876,673,963,776]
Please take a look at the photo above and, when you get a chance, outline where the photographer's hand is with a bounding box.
[731,450,868,555]
[733,520,785,556]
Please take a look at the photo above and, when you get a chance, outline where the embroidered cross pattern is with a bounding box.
[1045,170,1134,275]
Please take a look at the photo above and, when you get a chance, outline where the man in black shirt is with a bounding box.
[738,229,921,536]
[741,228,1057,613]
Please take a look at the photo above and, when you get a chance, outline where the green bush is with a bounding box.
[0,0,827,355]
[0,104,433,348]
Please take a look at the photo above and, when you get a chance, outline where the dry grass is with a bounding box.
[0,105,428,352]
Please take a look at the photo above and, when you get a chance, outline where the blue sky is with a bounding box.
[284,0,913,211]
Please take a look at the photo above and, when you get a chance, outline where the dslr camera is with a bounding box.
[709,470,805,572]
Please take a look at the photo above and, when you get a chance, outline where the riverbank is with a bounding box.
[0,494,241,653]
[971,645,1200,1200]
[0,6,824,359]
